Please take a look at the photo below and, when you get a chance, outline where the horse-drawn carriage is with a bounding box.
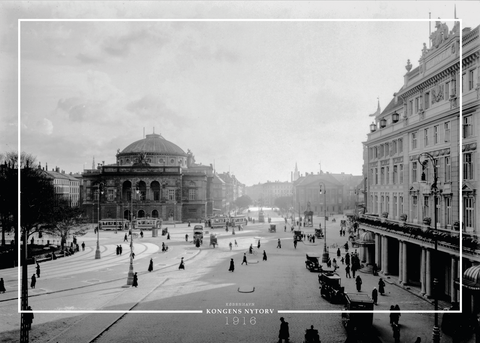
[294,230,303,242]
[268,224,276,233]
[319,272,344,303]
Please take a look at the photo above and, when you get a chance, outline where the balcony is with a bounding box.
[357,214,461,253]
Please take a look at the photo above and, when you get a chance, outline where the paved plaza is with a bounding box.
[0,210,471,342]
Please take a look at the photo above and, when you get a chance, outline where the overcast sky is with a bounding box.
[1,1,479,186]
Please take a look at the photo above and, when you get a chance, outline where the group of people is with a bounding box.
[116,245,123,255]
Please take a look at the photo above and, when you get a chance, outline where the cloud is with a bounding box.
[76,53,102,64]
[126,94,185,127]
[102,28,155,57]
[36,118,54,135]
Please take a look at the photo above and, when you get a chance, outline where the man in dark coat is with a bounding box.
[229,258,235,272]
[355,275,362,292]
[179,257,185,270]
[124,234,128,242]
[132,272,138,287]
[278,317,290,343]
[30,274,36,289]
[372,287,378,305]
[148,258,153,272]
[242,253,248,265]
[345,252,350,266]
[378,278,386,295]
[263,250,267,261]
[0,278,6,293]
[36,263,40,278]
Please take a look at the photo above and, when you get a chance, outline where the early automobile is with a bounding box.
[294,230,303,241]
[314,228,324,238]
[193,225,203,245]
[209,233,218,247]
[318,272,344,303]
[268,224,276,233]
[341,293,374,337]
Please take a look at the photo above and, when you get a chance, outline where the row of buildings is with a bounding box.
[40,133,245,223]
[356,21,480,316]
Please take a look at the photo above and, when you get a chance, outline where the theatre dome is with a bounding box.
[120,133,186,156]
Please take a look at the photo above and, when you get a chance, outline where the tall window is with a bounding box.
[399,196,404,216]
[375,168,378,185]
[412,161,418,182]
[424,128,429,147]
[386,166,390,184]
[469,69,475,90]
[415,97,419,113]
[393,165,398,184]
[380,195,384,213]
[380,167,385,185]
[445,156,451,182]
[386,196,390,214]
[398,138,403,153]
[189,189,196,200]
[409,100,413,115]
[412,132,417,149]
[168,189,175,201]
[423,196,430,219]
[108,189,114,201]
[374,195,378,214]
[445,196,452,226]
[374,147,378,158]
[433,125,438,144]
[444,121,451,142]
[425,92,430,109]
[393,196,398,218]
[399,164,404,184]
[379,144,384,157]
[392,140,397,154]
[464,197,475,231]
[412,196,418,220]
[445,81,450,99]
[464,153,474,180]
[463,115,473,138]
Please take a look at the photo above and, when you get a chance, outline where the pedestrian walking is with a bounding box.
[378,278,386,295]
[332,258,338,271]
[0,278,6,293]
[229,258,235,272]
[394,304,401,324]
[372,287,378,305]
[167,233,170,240]
[234,240,238,247]
[337,248,341,258]
[131,252,135,259]
[257,240,261,249]
[351,264,357,278]
[344,241,349,253]
[81,242,85,251]
[249,244,253,254]
[284,225,286,232]
[263,250,267,261]
[341,257,345,264]
[36,263,40,278]
[25,306,34,330]
[124,233,128,242]
[229,242,232,250]
[293,240,297,249]
[132,272,138,287]
[242,253,248,265]
[277,239,281,249]
[392,323,400,343]
[119,245,123,255]
[326,258,332,268]
[278,317,290,343]
[30,274,36,289]
[148,258,153,272]
[185,234,188,242]
[179,257,185,270]
[345,252,350,266]
[355,275,362,292]
[389,305,397,325]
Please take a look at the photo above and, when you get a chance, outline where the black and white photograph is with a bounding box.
[0,1,479,342]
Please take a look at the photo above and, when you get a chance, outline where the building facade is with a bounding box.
[360,22,480,313]
[82,133,214,223]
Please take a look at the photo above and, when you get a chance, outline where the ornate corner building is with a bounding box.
[361,22,479,312]
[82,133,214,223]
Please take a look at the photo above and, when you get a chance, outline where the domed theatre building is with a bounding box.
[82,133,214,223]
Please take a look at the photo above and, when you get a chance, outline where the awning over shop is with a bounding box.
[459,265,480,291]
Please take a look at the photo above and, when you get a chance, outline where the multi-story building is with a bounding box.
[330,173,365,214]
[293,172,344,217]
[211,172,226,215]
[218,172,245,213]
[245,181,293,207]
[360,21,479,313]
[82,133,214,223]
[41,164,81,207]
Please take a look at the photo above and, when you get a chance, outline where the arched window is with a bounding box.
[152,210,159,218]
[151,181,160,201]
[122,180,132,201]
[138,210,145,218]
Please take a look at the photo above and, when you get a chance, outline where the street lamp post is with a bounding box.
[126,185,139,286]
[320,182,328,263]
[95,182,104,259]
[418,152,440,343]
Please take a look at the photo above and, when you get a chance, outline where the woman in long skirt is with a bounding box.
[148,258,153,272]
[132,272,138,287]
[179,257,185,270]
[228,258,235,272]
